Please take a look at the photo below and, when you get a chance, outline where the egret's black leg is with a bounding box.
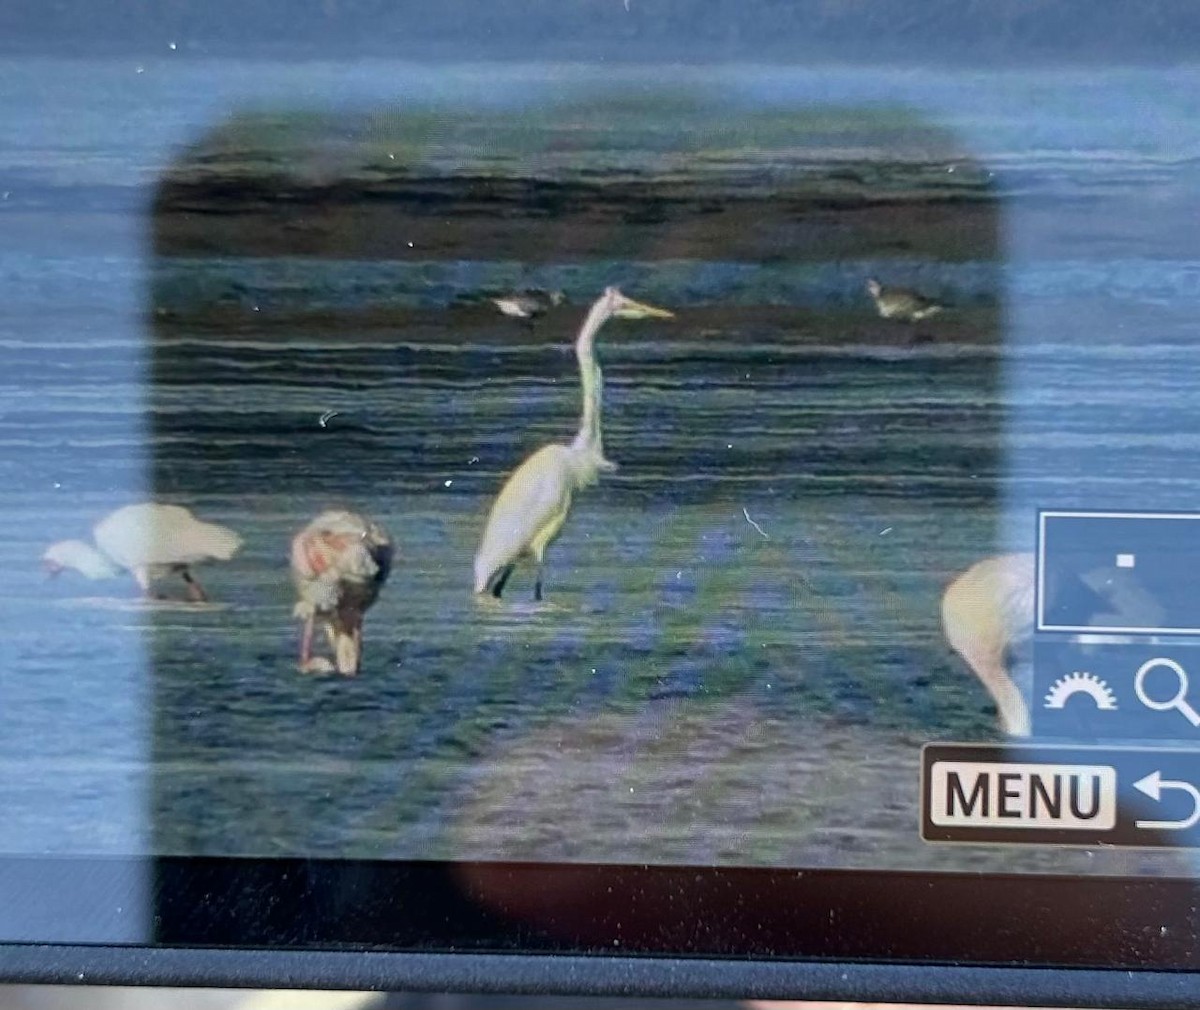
[534,566,544,602]
[489,564,515,598]
[181,568,208,603]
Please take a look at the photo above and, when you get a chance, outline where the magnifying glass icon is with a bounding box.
[1134,658,1200,727]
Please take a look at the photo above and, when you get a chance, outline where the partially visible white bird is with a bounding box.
[42,502,241,601]
[941,553,1035,738]
[290,509,393,675]
[474,286,673,601]
[941,551,1165,737]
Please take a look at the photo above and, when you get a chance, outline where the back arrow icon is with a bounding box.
[1133,771,1200,830]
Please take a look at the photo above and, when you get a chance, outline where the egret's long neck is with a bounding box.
[571,298,613,458]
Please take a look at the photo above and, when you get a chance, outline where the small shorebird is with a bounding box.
[866,278,944,322]
[491,289,565,326]
[290,509,393,675]
[42,502,241,601]
[866,278,944,341]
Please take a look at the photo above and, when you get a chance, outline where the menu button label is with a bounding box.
[928,761,1117,830]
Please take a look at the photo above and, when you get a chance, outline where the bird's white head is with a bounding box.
[603,286,675,320]
[42,539,121,580]
[865,278,882,298]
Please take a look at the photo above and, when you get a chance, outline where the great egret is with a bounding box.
[42,502,241,601]
[865,278,945,323]
[474,286,673,601]
[492,289,566,326]
[290,508,393,675]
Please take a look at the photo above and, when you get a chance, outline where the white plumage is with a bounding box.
[941,553,1035,737]
[43,502,241,601]
[290,509,393,675]
[491,289,565,324]
[941,551,1166,737]
[474,286,673,601]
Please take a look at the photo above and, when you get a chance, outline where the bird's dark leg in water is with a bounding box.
[534,564,545,602]
[489,563,516,599]
[181,568,209,603]
[298,613,315,667]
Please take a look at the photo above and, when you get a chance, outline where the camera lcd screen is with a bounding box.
[4,1,1200,985]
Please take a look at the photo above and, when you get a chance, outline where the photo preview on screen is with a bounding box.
[142,85,1018,872]
[13,60,1200,962]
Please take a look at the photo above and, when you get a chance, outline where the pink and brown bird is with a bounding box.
[289,509,393,675]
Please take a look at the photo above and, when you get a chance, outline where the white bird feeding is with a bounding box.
[290,509,393,676]
[42,503,242,602]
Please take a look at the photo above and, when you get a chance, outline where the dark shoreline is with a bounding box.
[147,303,1003,347]
[153,183,998,264]
[149,100,1000,265]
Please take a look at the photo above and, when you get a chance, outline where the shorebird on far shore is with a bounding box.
[491,289,566,327]
[866,277,945,341]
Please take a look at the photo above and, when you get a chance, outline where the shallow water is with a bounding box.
[6,321,1197,878]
